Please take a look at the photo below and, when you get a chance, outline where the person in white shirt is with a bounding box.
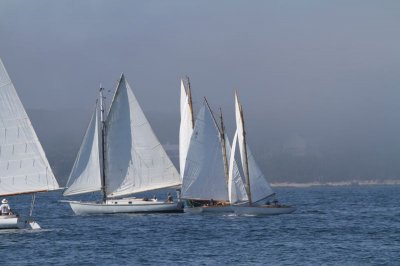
[0,198,10,215]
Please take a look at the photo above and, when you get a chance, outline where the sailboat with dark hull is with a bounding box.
[0,58,60,229]
[63,74,183,215]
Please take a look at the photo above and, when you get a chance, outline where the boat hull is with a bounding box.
[67,198,184,215]
[232,205,296,216]
[184,205,233,213]
[0,215,20,229]
[0,215,42,230]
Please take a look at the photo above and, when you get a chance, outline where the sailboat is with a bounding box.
[0,58,60,229]
[63,74,183,215]
[229,92,296,215]
[181,98,234,213]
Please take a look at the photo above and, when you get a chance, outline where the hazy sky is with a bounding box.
[1,1,399,113]
[1,0,400,180]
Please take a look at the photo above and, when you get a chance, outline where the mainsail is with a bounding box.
[105,74,181,197]
[0,58,59,196]
[228,131,248,204]
[181,101,229,201]
[63,105,101,196]
[179,79,194,180]
[234,92,274,204]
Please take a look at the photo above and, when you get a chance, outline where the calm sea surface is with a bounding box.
[0,186,399,265]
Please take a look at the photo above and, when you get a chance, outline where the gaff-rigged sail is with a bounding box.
[234,92,274,204]
[105,74,181,197]
[179,79,194,180]
[0,58,59,196]
[181,102,229,201]
[63,105,101,196]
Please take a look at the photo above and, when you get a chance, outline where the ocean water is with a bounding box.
[0,186,399,265]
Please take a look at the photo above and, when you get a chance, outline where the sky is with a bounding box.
[1,0,400,181]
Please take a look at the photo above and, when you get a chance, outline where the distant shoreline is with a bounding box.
[271,180,400,188]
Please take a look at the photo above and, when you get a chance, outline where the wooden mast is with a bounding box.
[219,108,230,186]
[185,76,195,129]
[204,98,228,203]
[99,86,107,203]
[238,96,252,205]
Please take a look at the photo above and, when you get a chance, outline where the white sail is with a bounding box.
[228,131,248,204]
[0,58,59,196]
[63,105,101,196]
[246,144,274,203]
[181,103,229,201]
[234,93,247,186]
[105,74,181,197]
[179,79,193,180]
[234,92,274,204]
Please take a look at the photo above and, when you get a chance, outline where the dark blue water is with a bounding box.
[1,186,399,265]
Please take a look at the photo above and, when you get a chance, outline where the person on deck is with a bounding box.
[166,193,173,202]
[0,199,10,215]
[272,199,279,206]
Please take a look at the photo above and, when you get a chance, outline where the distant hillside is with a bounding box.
[28,109,400,186]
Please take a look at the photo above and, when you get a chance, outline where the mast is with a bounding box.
[239,103,252,205]
[204,98,229,199]
[185,76,195,129]
[99,86,107,203]
[219,108,229,186]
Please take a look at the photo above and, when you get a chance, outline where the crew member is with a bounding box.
[166,193,173,202]
[0,199,10,215]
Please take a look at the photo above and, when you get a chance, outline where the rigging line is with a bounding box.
[29,192,36,217]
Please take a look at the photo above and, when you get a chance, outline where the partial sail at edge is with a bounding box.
[0,58,59,196]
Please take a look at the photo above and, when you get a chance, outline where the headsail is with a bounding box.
[105,74,181,197]
[63,105,101,196]
[246,144,274,203]
[179,79,194,180]
[228,131,248,204]
[181,101,229,201]
[0,58,59,196]
[234,92,274,204]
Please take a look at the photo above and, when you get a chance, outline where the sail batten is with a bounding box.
[104,75,181,197]
[64,105,102,196]
[0,58,59,196]
[181,103,229,201]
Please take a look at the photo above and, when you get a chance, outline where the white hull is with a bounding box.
[67,198,184,215]
[0,215,42,230]
[0,215,20,229]
[184,205,233,213]
[232,205,296,216]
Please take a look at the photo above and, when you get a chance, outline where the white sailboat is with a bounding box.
[229,92,296,215]
[181,98,233,213]
[0,58,60,229]
[63,74,183,215]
